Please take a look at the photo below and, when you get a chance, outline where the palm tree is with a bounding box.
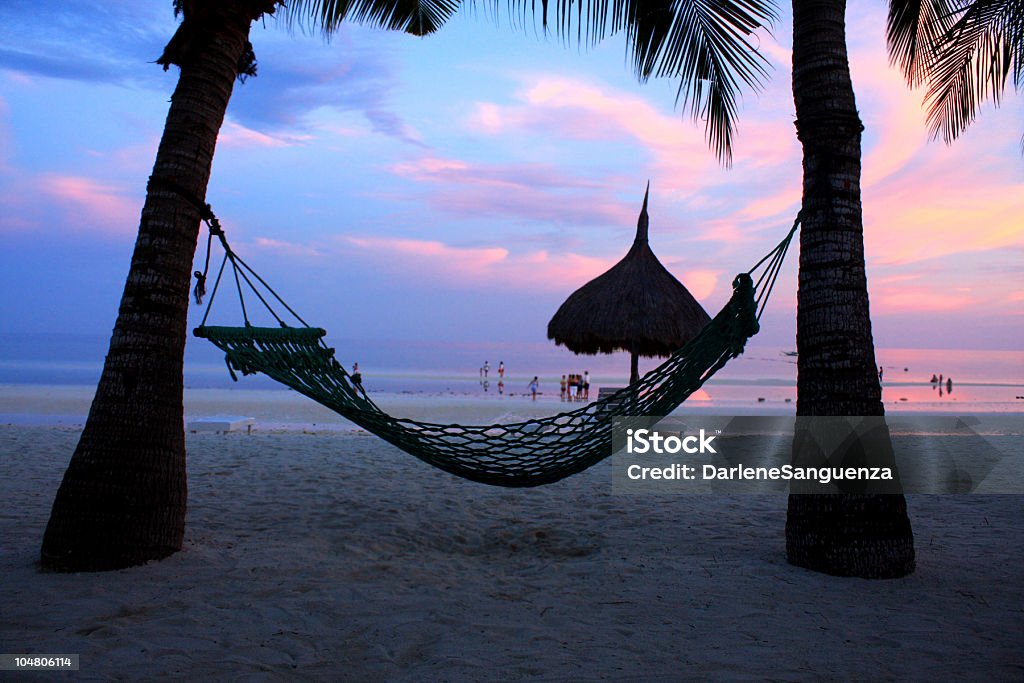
[40,0,777,572]
[532,0,917,578]
[540,2,917,577]
[887,0,1023,143]
[783,0,915,578]
[39,0,466,573]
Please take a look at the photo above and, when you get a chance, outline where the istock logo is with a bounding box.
[626,428,717,454]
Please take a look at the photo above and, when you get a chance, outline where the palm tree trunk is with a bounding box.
[40,11,253,572]
[785,0,915,578]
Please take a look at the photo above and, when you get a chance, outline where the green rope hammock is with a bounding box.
[191,205,799,487]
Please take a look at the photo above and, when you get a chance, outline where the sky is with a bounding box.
[0,1,1021,364]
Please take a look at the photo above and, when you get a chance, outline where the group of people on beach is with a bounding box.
[560,372,590,402]
[931,373,954,395]
[480,361,509,395]
[480,360,504,379]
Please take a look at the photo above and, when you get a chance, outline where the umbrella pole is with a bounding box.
[630,350,639,386]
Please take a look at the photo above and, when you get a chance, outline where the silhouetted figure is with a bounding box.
[529,376,539,401]
[947,377,953,394]
[878,366,884,383]
[930,374,938,383]
[351,362,362,390]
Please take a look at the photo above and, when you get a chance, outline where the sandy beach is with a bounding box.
[2,395,1022,680]
[4,0,1023,678]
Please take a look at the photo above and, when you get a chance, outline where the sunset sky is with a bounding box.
[1,1,1021,357]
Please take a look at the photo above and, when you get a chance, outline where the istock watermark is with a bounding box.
[611,415,1024,495]
[625,428,718,454]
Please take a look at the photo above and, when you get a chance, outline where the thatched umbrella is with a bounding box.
[547,185,711,385]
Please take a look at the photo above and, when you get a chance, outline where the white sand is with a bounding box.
[1,420,1022,680]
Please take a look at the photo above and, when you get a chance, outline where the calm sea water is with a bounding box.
[1,332,1021,412]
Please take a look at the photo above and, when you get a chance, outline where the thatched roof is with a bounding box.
[547,186,711,357]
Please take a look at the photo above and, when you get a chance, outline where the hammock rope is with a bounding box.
[191,206,799,487]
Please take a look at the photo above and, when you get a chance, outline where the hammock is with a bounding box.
[191,204,799,487]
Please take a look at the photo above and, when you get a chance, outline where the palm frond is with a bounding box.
[1008,0,1024,87]
[644,1,777,164]
[923,0,1021,142]
[287,0,461,36]
[886,0,958,85]
[497,1,778,165]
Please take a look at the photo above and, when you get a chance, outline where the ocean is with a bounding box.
[0,332,1022,413]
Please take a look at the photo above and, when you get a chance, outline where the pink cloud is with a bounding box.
[731,186,801,225]
[847,42,931,188]
[874,273,923,286]
[0,98,148,239]
[218,120,313,149]
[871,285,977,313]
[39,175,140,236]
[109,141,159,176]
[347,235,508,266]
[758,35,792,66]
[342,234,615,292]
[314,122,372,139]
[686,218,749,245]
[392,157,471,177]
[460,73,805,251]
[470,102,506,133]
[466,76,717,192]
[678,269,720,300]
[389,155,634,227]
[252,236,323,257]
[467,74,803,189]
[864,183,1024,266]
[391,155,603,191]
[730,117,803,170]
[338,233,725,302]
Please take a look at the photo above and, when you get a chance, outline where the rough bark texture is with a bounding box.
[785,0,915,578]
[40,11,253,572]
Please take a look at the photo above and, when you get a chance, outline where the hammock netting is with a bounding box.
[193,210,799,487]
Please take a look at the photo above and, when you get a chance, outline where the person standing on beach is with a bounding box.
[483,360,490,378]
[947,377,953,393]
[529,376,539,401]
[583,371,590,400]
[498,361,504,379]
[878,366,884,383]
[560,375,567,401]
